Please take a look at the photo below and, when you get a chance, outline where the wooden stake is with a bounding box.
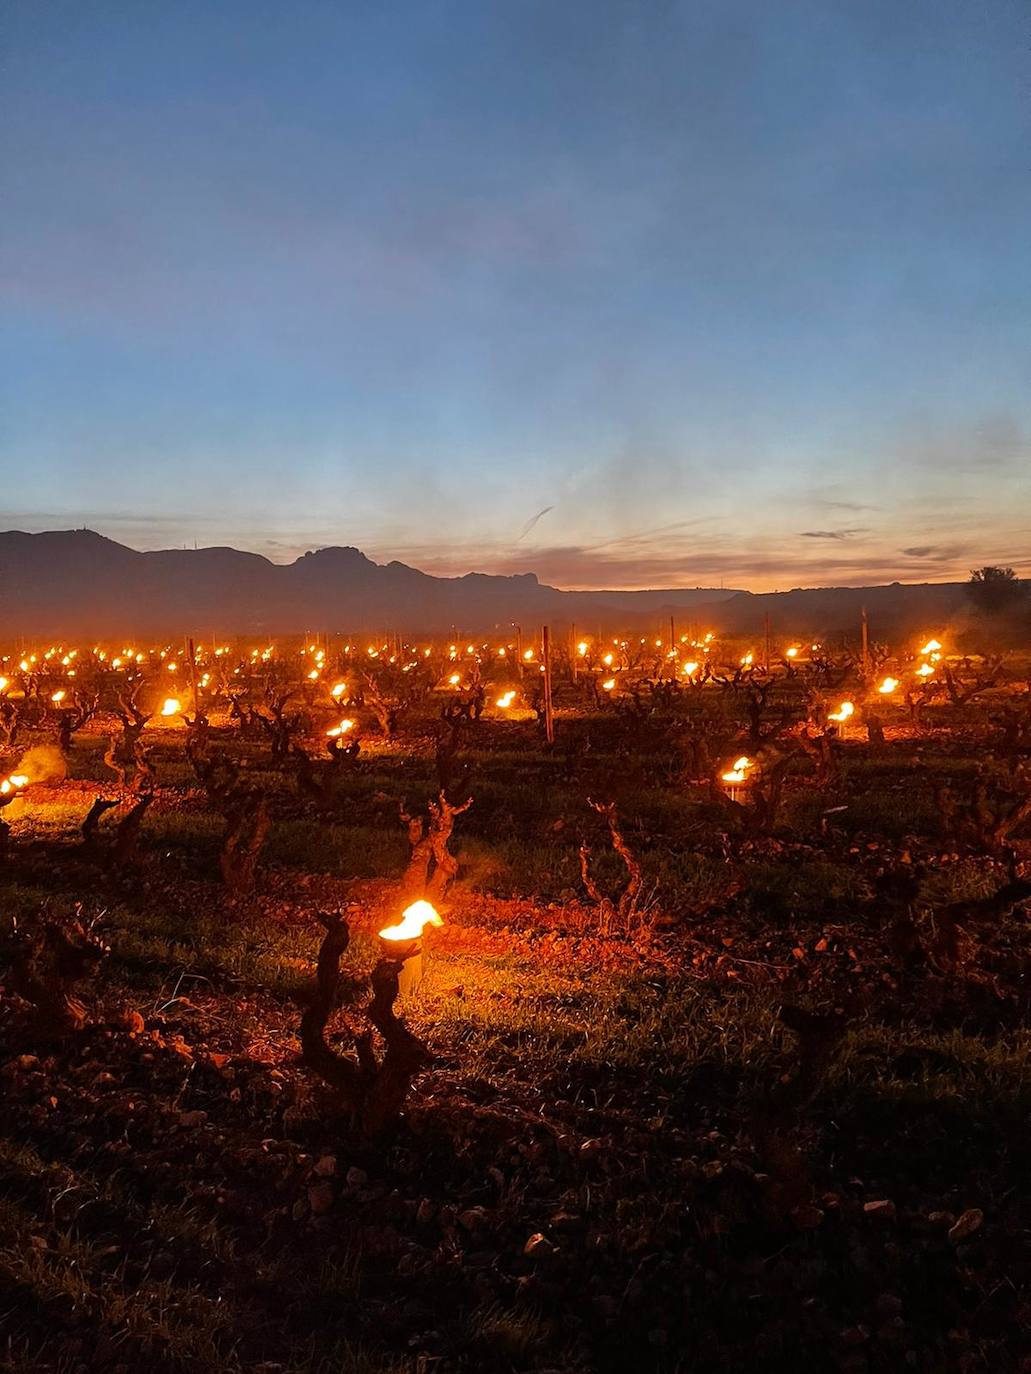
[542,625,555,745]
[185,636,199,716]
[861,606,869,680]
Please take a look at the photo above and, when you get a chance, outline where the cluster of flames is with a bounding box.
[1,631,953,724]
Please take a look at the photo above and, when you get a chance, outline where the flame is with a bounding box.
[721,756,753,784]
[330,681,347,698]
[919,638,941,655]
[915,663,935,678]
[448,673,461,686]
[50,689,66,703]
[378,899,443,942]
[523,649,534,661]
[326,718,355,737]
[740,652,753,666]
[682,661,699,677]
[160,697,181,716]
[496,690,516,708]
[828,701,854,722]
[878,676,899,694]
[1,773,29,795]
[0,677,7,693]
[577,641,588,656]
[601,677,616,691]
[785,646,799,658]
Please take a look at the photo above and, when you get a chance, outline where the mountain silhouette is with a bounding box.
[0,529,973,641]
[0,529,737,638]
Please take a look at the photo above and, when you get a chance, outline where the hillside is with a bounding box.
[0,530,734,638]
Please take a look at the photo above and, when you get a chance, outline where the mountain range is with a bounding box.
[0,529,972,642]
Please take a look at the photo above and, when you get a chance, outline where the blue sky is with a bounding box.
[2,0,1029,589]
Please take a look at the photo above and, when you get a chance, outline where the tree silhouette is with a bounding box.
[967,566,1027,616]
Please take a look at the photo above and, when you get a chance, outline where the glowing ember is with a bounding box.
[496,690,516,708]
[326,718,355,737]
[878,677,899,694]
[160,697,181,716]
[721,756,752,784]
[828,701,855,723]
[378,899,443,942]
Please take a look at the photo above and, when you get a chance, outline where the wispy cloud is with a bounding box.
[516,506,554,540]
[798,528,868,541]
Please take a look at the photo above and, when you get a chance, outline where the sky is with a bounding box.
[2,0,1029,591]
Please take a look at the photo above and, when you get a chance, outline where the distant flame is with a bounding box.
[828,701,854,722]
[1,773,29,796]
[785,646,799,658]
[378,899,443,942]
[50,689,66,703]
[496,690,516,708]
[878,677,899,694]
[722,756,753,784]
[326,718,355,737]
[601,678,616,691]
[915,663,935,678]
[919,638,941,655]
[161,697,181,716]
[330,682,347,698]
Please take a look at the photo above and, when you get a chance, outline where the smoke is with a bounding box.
[14,744,68,786]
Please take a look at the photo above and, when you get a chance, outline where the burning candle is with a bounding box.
[0,772,29,797]
[378,899,443,997]
[721,755,753,801]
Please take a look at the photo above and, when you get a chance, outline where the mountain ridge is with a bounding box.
[0,528,973,640]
